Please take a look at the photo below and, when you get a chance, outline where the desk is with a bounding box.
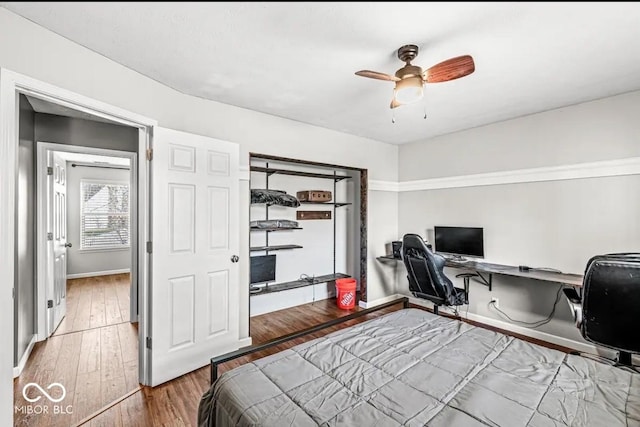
[376,255,584,290]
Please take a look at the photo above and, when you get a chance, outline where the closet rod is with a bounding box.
[71,163,130,170]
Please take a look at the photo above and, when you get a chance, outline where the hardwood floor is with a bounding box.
[18,294,574,426]
[53,273,131,336]
[84,296,403,426]
[14,274,138,427]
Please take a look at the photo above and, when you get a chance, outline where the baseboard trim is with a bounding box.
[358,293,402,309]
[67,269,130,279]
[13,334,36,378]
[406,296,597,354]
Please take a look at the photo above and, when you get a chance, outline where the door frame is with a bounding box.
[0,68,157,424]
[36,142,138,338]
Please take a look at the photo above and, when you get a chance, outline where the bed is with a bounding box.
[198,308,640,426]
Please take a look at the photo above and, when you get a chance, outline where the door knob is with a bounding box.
[231,255,239,263]
[64,243,73,248]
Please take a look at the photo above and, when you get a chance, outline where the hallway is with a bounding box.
[14,274,139,427]
[53,273,131,336]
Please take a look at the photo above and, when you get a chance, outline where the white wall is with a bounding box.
[0,8,399,333]
[398,90,640,180]
[397,91,640,346]
[65,161,131,276]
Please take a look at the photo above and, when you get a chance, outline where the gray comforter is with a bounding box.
[198,309,640,426]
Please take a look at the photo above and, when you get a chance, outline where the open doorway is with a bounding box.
[13,94,142,426]
[47,150,134,337]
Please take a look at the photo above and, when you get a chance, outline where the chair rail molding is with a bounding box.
[371,157,640,192]
[239,165,250,181]
[369,180,400,192]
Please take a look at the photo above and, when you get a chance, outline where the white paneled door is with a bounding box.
[151,127,240,386]
[48,152,67,336]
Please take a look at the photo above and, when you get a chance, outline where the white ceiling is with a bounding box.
[5,3,640,144]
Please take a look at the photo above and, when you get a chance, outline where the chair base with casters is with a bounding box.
[402,233,469,316]
[563,253,640,368]
[411,290,468,315]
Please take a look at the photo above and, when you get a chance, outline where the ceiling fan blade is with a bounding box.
[390,98,401,109]
[423,55,475,83]
[355,70,400,82]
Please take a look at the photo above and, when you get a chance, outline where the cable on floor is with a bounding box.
[488,284,564,328]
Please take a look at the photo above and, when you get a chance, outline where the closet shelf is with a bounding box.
[250,227,303,232]
[251,166,352,181]
[299,201,352,207]
[249,273,351,295]
[250,244,303,252]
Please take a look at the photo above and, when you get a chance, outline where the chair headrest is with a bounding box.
[402,234,431,253]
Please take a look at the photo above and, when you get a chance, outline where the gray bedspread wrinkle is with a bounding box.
[198,309,640,427]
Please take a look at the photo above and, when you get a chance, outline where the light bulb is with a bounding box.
[394,76,424,104]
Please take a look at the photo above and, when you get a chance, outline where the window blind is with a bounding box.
[81,181,130,249]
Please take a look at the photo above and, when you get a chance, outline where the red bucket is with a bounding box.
[335,278,357,310]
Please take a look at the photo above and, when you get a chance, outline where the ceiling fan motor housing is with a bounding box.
[397,44,420,63]
[395,64,423,80]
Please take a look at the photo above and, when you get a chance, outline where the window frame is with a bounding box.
[79,178,131,251]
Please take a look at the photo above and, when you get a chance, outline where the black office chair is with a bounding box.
[402,233,469,315]
[563,253,640,366]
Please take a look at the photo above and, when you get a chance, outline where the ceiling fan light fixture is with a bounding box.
[394,76,423,105]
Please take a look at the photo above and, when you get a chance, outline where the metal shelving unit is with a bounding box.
[300,201,352,207]
[250,166,351,181]
[249,244,303,252]
[250,227,303,232]
[250,157,354,294]
[249,273,350,295]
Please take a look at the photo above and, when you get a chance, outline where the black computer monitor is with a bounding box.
[250,255,276,284]
[434,226,484,259]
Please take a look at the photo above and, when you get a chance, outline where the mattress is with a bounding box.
[198,309,640,426]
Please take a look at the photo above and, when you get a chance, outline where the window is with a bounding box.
[81,181,130,250]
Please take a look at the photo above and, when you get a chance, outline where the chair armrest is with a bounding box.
[563,288,583,328]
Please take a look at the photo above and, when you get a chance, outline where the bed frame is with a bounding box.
[210,297,410,383]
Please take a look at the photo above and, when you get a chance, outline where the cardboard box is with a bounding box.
[296,190,332,202]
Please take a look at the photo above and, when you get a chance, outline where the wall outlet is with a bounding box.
[490,297,499,309]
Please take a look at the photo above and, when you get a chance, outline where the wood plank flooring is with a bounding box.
[14,274,138,427]
[84,296,402,426]
[54,274,131,336]
[18,293,574,426]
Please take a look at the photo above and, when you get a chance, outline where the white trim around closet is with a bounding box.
[370,157,640,192]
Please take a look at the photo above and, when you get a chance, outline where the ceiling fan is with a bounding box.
[355,44,475,109]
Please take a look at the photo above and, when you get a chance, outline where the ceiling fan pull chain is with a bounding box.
[391,110,396,124]
[423,102,427,120]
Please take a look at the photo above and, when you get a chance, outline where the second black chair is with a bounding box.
[563,253,640,366]
[402,233,469,315]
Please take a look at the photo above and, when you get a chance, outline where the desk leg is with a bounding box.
[475,272,492,291]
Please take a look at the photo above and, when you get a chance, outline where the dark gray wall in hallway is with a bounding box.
[16,94,36,366]
[35,113,138,152]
